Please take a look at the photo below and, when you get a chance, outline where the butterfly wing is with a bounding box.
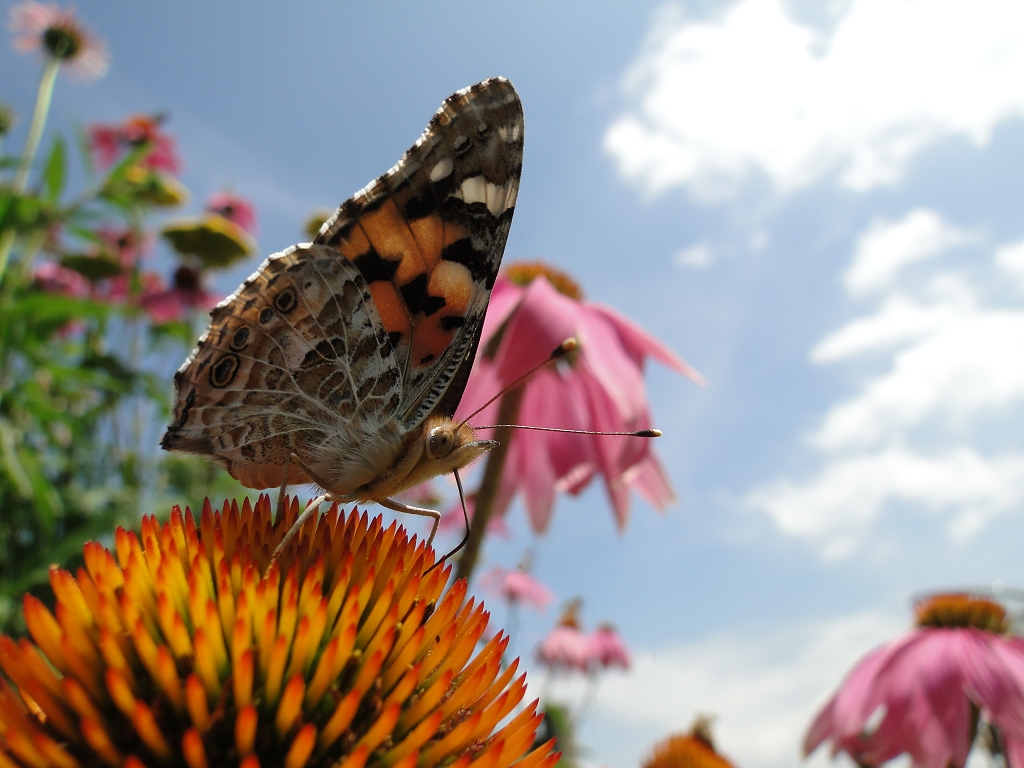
[162,78,523,491]
[315,77,524,427]
[161,244,403,490]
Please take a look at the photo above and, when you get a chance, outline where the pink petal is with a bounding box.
[588,302,705,384]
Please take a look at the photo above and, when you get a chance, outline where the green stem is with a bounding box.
[0,57,61,284]
[454,385,524,583]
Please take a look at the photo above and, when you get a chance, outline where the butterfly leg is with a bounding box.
[377,497,442,545]
[269,494,328,567]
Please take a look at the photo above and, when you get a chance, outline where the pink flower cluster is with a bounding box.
[536,603,631,673]
[206,191,258,235]
[89,115,181,173]
[456,272,703,533]
[33,224,219,324]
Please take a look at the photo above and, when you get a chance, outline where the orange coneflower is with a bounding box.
[0,495,560,768]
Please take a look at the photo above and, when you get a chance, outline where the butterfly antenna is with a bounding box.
[425,468,471,575]
[459,337,578,428]
[472,425,663,438]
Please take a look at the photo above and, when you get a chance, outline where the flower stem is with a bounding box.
[454,384,524,583]
[0,58,61,284]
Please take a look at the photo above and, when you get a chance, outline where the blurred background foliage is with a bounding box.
[0,70,256,634]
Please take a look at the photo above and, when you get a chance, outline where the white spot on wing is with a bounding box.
[485,181,509,216]
[460,176,487,205]
[430,158,453,182]
[505,183,519,210]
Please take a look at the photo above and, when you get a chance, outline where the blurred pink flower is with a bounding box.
[587,624,630,670]
[89,115,180,173]
[139,266,218,323]
[97,226,149,268]
[805,594,1024,768]
[455,265,703,533]
[33,260,89,297]
[8,2,108,80]
[481,567,555,611]
[206,191,258,235]
[537,599,590,672]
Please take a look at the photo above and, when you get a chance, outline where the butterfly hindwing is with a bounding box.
[316,77,524,427]
[162,245,403,490]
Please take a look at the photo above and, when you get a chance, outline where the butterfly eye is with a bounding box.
[427,426,455,459]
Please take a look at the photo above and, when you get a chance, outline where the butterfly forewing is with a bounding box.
[162,77,523,495]
[315,78,524,428]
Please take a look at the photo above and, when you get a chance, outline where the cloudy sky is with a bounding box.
[5,1,1024,767]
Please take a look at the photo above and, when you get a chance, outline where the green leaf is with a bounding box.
[59,254,122,281]
[42,137,66,202]
[7,292,111,323]
[0,418,32,499]
[72,121,95,182]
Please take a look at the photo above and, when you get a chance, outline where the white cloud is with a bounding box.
[843,210,972,295]
[605,0,1024,201]
[555,611,902,768]
[746,448,1024,558]
[811,290,1024,451]
[995,238,1024,287]
[675,242,716,269]
[747,210,1024,557]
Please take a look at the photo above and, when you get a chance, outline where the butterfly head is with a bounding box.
[403,416,497,488]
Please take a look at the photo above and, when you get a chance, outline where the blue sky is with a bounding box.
[6,2,1024,767]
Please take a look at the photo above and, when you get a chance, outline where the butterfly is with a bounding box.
[161,78,524,545]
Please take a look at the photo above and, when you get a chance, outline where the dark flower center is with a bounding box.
[914,593,1009,632]
[173,265,201,292]
[505,261,583,300]
[42,25,82,60]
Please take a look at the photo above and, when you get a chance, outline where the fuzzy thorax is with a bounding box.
[309,415,495,501]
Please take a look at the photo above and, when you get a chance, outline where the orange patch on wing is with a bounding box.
[336,226,371,260]
[442,224,471,248]
[368,281,412,336]
[359,201,427,285]
[428,261,473,314]
[410,320,456,368]
[408,215,444,269]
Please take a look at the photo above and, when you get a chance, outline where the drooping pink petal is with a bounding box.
[456,267,699,534]
[588,302,705,383]
[806,626,1024,768]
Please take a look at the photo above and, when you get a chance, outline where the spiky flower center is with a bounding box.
[914,593,1009,632]
[0,496,558,768]
[42,24,82,60]
[504,262,583,301]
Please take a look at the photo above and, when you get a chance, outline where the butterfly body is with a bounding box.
[161,78,523,535]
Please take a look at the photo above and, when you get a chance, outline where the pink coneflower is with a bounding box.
[587,623,631,670]
[8,1,108,80]
[481,567,556,611]
[97,226,149,268]
[456,262,703,533]
[537,599,590,673]
[804,593,1024,768]
[206,190,258,235]
[33,259,89,297]
[89,114,180,173]
[140,265,219,323]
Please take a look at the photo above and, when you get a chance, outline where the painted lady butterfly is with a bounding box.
[161,78,524,543]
